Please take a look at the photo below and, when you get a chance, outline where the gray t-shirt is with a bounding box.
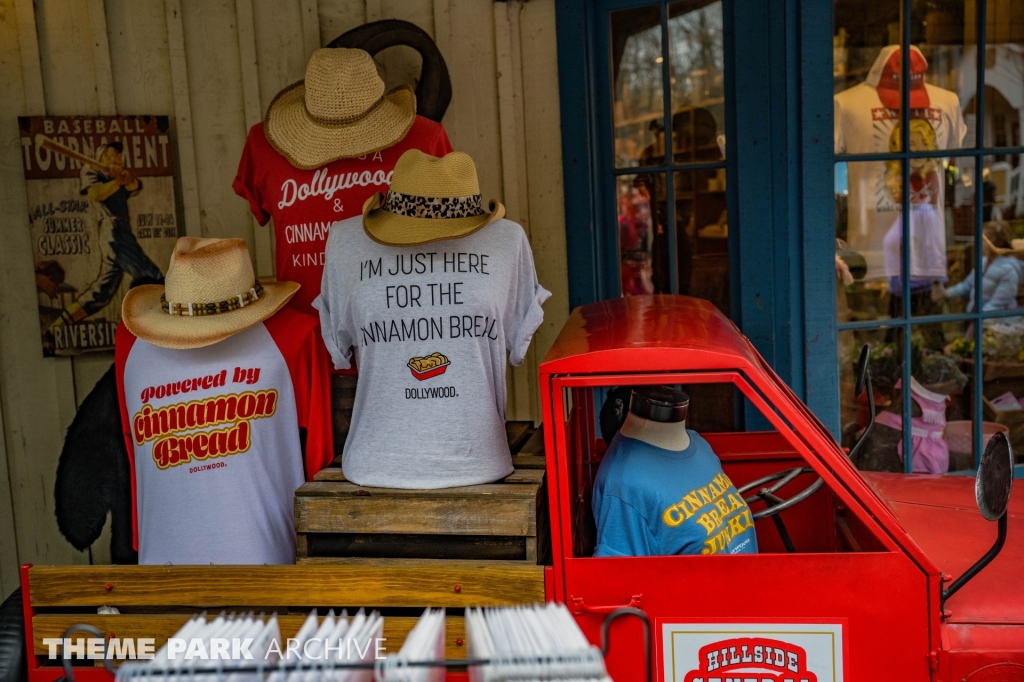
[315,216,550,488]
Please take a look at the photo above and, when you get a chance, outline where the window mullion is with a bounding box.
[660,3,679,294]
[837,308,1022,331]
[835,148,1018,163]
[972,0,988,468]
[612,161,727,175]
[900,0,913,473]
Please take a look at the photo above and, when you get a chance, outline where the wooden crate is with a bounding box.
[983,396,1024,463]
[297,423,547,563]
[963,359,1024,461]
[25,561,545,662]
[330,374,357,458]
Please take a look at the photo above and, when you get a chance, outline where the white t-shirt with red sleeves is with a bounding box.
[233,117,453,316]
[115,307,333,565]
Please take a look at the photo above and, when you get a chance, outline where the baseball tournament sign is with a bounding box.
[18,115,179,356]
[660,621,845,682]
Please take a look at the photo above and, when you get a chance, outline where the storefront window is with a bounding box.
[606,0,734,430]
[835,0,1024,472]
[610,0,728,309]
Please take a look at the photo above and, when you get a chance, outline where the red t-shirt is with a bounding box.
[114,307,333,562]
[233,116,453,315]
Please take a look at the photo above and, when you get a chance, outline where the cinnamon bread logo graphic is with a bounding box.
[132,390,278,470]
[407,352,450,381]
[684,637,818,682]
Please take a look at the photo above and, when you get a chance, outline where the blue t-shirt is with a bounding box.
[592,431,758,557]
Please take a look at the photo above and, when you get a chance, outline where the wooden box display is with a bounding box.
[965,357,1024,385]
[295,422,548,563]
[983,396,1024,462]
[24,562,545,662]
[964,358,1024,460]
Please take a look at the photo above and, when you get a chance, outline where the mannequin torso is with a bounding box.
[618,411,691,451]
[593,386,758,557]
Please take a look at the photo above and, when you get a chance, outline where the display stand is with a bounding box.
[295,423,546,563]
[964,358,1024,461]
[48,607,652,682]
[21,425,553,682]
[20,563,547,682]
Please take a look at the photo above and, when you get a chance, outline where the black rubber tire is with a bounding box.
[328,19,452,123]
[0,588,27,682]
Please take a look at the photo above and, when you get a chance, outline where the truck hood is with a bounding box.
[863,472,1024,625]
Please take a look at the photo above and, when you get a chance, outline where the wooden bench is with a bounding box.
[296,423,549,563]
[22,561,549,682]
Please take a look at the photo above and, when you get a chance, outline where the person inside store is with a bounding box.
[591,386,758,557]
[115,237,332,564]
[933,221,1023,316]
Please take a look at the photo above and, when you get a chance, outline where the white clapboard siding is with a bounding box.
[180,0,252,245]
[0,0,568,582]
[165,0,203,238]
[87,0,118,116]
[0,0,92,599]
[0,0,35,601]
[495,0,535,422]
[318,0,365,48]
[105,0,177,113]
[519,0,569,369]
[236,0,271,276]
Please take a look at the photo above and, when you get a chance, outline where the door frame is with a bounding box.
[554,0,840,433]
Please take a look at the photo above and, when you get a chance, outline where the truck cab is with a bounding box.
[539,295,1023,681]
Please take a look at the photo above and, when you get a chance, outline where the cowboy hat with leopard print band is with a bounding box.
[362,149,505,246]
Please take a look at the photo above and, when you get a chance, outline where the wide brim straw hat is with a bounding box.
[265,48,416,169]
[122,237,299,350]
[363,149,505,246]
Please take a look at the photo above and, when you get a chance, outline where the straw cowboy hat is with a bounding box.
[362,149,505,246]
[122,238,298,349]
[264,48,416,169]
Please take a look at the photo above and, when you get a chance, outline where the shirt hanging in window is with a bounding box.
[315,216,550,489]
[592,432,758,557]
[232,118,453,315]
[834,45,967,283]
[115,307,333,564]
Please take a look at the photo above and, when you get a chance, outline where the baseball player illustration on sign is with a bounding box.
[47,141,165,334]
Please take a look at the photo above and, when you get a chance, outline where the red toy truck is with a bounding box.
[12,294,1020,682]
[539,295,1023,681]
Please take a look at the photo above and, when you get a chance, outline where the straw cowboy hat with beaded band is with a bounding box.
[362,149,505,246]
[122,237,299,350]
[265,47,416,169]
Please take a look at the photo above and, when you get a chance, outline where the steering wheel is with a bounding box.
[738,467,823,521]
[737,345,875,552]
